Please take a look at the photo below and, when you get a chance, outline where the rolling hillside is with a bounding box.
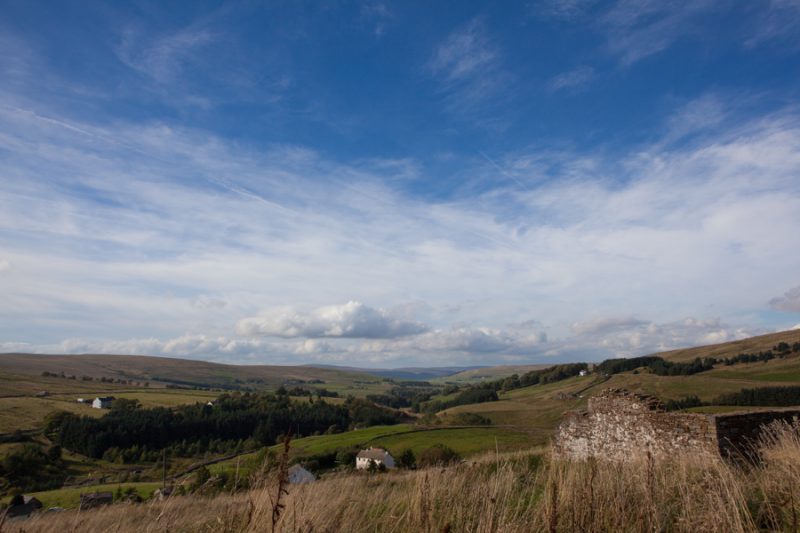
[0,353,388,394]
[439,328,800,446]
[658,328,800,362]
[433,364,552,384]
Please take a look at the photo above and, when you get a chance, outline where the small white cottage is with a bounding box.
[288,464,316,484]
[92,396,115,409]
[356,447,395,470]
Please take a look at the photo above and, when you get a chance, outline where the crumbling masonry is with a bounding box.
[552,388,800,461]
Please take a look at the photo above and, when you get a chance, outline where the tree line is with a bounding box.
[47,392,403,461]
[665,386,800,411]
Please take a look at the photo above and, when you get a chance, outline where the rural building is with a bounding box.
[79,491,113,510]
[553,388,800,461]
[92,396,115,409]
[6,495,42,517]
[356,447,395,470]
[288,464,316,484]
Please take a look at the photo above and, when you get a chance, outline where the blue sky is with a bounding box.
[2,1,800,367]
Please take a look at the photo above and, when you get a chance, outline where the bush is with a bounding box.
[397,449,416,469]
[0,443,67,492]
[417,444,461,467]
[445,412,492,426]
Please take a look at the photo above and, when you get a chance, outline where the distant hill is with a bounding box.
[306,364,484,381]
[0,353,383,392]
[3,329,799,393]
[657,329,800,363]
[434,364,553,384]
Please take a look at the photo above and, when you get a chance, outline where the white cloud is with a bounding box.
[559,317,764,359]
[0,259,11,273]
[769,286,800,312]
[236,301,429,339]
[547,66,595,93]
[1,314,766,367]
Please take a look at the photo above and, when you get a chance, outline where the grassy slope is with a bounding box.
[439,330,800,446]
[442,358,800,445]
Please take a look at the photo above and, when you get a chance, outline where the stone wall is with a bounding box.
[715,410,800,457]
[553,388,800,461]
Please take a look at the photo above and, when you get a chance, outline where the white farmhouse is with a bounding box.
[92,396,115,409]
[356,447,395,470]
[287,464,316,484]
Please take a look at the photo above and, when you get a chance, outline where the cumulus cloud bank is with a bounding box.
[236,301,429,339]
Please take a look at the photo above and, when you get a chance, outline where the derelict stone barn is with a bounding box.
[553,388,800,461]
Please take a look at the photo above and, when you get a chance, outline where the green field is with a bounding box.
[370,427,530,456]
[277,424,416,456]
[205,423,531,478]
[12,482,163,509]
[0,396,105,433]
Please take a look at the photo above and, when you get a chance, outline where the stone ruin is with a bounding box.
[552,388,800,461]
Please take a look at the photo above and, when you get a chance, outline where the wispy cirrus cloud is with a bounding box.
[427,17,512,115]
[547,66,595,93]
[116,25,217,85]
[532,0,597,20]
[601,0,719,65]
[746,0,800,47]
[361,2,394,37]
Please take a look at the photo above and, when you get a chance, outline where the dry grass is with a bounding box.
[12,423,800,533]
